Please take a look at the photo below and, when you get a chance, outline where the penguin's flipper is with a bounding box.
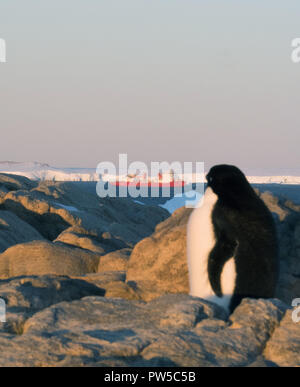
[208,237,237,297]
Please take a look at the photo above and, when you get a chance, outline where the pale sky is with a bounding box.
[0,1,299,174]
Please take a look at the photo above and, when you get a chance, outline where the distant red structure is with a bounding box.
[108,171,185,188]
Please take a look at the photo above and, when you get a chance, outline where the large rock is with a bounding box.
[0,241,100,278]
[126,207,192,300]
[54,226,129,254]
[0,210,44,253]
[0,295,293,367]
[263,308,300,366]
[54,227,107,254]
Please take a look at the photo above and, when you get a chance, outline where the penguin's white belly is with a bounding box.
[187,187,236,312]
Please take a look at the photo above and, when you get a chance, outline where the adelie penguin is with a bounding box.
[187,164,279,314]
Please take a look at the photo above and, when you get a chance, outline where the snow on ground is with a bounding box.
[0,162,98,181]
[160,191,203,214]
[133,200,146,206]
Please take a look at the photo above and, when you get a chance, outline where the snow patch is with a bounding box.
[55,203,79,212]
[160,191,203,214]
[133,200,145,206]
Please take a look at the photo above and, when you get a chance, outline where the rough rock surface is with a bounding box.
[0,241,100,278]
[0,282,297,367]
[0,275,104,334]
[0,176,299,367]
[54,227,108,255]
[263,308,300,366]
[98,248,132,272]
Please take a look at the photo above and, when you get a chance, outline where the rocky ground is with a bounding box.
[0,173,299,367]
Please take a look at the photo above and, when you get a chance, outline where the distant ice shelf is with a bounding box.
[0,161,299,185]
[0,162,98,182]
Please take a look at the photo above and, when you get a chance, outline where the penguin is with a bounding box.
[187,164,278,314]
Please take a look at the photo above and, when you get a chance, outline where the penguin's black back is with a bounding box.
[206,165,279,313]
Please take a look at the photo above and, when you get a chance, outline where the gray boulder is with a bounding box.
[0,210,44,253]
[1,181,169,248]
[126,207,192,300]
[0,240,100,278]
[0,274,104,335]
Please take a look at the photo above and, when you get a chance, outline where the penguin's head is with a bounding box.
[206,164,253,201]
